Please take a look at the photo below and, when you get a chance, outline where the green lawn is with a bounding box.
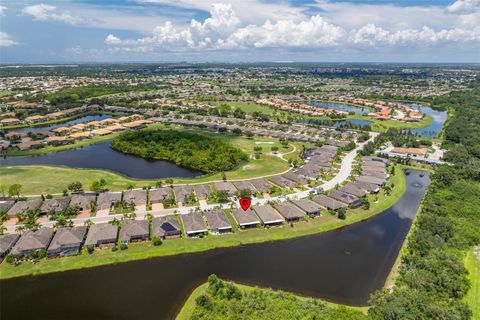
[465,248,480,320]
[176,281,368,320]
[0,166,412,280]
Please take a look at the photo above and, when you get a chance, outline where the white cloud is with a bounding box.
[105,34,121,45]
[446,0,480,14]
[0,32,17,47]
[0,5,6,16]
[22,3,81,24]
[105,2,480,53]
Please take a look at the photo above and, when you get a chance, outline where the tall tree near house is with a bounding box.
[8,184,22,198]
[0,183,6,197]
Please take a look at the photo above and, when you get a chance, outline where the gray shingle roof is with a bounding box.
[40,197,70,214]
[84,223,118,246]
[181,213,207,235]
[252,205,284,224]
[152,216,181,238]
[291,199,321,215]
[231,208,260,226]
[47,226,87,252]
[119,219,149,242]
[7,199,42,217]
[312,194,347,210]
[122,190,147,206]
[149,187,173,203]
[96,192,122,211]
[0,234,20,256]
[11,228,54,256]
[274,202,306,220]
[205,210,232,231]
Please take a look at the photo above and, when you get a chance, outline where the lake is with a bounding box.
[307,101,371,115]
[398,103,447,138]
[8,114,114,134]
[0,170,430,320]
[0,141,203,179]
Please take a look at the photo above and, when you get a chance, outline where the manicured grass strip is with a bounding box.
[465,248,480,320]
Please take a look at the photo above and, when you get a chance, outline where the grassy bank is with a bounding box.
[0,167,410,280]
[176,280,368,320]
[465,248,480,320]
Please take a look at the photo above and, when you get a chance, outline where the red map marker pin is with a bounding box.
[239,197,251,211]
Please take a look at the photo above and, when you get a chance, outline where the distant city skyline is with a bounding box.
[0,0,479,63]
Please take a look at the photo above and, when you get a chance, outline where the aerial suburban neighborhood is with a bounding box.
[0,0,479,320]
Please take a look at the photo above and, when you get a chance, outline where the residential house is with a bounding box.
[69,193,96,215]
[269,176,296,189]
[274,202,306,222]
[193,185,212,200]
[339,182,366,198]
[205,210,232,234]
[181,212,207,237]
[0,234,20,260]
[328,190,362,208]
[252,205,284,226]
[84,223,118,247]
[173,185,194,206]
[231,208,260,228]
[152,216,182,239]
[312,194,347,211]
[149,187,174,210]
[120,219,150,244]
[40,197,70,215]
[214,181,237,196]
[96,192,122,215]
[357,175,386,186]
[47,226,87,257]
[10,228,54,257]
[248,178,272,193]
[7,199,43,217]
[122,190,147,212]
[291,199,322,216]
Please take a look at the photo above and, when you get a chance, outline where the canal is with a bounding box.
[0,170,430,320]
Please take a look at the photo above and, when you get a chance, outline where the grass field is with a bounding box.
[176,281,368,320]
[0,166,410,280]
[465,248,480,320]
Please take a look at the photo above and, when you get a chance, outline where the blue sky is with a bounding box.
[0,0,479,63]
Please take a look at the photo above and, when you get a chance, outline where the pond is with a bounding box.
[307,101,371,115]
[399,103,447,138]
[0,141,203,179]
[0,170,430,320]
[8,114,114,134]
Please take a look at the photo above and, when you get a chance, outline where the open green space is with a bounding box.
[465,248,480,320]
[176,277,368,320]
[0,166,409,279]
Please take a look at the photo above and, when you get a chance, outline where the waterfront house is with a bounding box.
[339,182,366,198]
[328,190,362,208]
[152,216,182,239]
[181,212,207,237]
[0,200,15,214]
[40,197,70,215]
[84,223,118,247]
[7,199,43,217]
[25,115,48,123]
[69,193,96,215]
[312,194,347,211]
[119,219,150,244]
[252,205,284,226]
[10,227,54,258]
[353,180,380,194]
[291,199,322,217]
[205,210,232,234]
[45,136,72,146]
[17,140,43,150]
[96,192,122,215]
[47,226,87,257]
[122,190,147,212]
[274,202,306,222]
[357,175,386,186]
[231,208,260,228]
[0,118,21,126]
[0,234,20,260]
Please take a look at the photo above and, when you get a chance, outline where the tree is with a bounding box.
[361,197,370,210]
[67,181,83,192]
[221,172,227,181]
[155,180,163,188]
[165,178,174,186]
[384,185,392,196]
[0,183,6,197]
[8,184,22,198]
[271,146,279,153]
[337,207,347,220]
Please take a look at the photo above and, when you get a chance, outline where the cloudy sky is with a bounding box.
[0,0,479,63]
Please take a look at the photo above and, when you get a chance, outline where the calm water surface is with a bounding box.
[396,103,447,138]
[0,170,429,320]
[0,141,203,179]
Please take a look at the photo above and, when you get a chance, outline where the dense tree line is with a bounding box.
[111,129,248,173]
[369,85,480,319]
[190,275,367,320]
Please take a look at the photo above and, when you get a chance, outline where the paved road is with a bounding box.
[4,133,377,233]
